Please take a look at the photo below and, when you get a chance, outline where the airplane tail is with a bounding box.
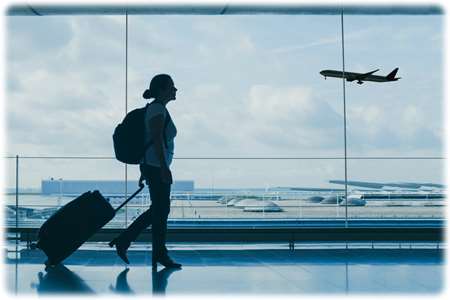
[386,68,399,80]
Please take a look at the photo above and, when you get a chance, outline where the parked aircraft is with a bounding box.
[320,68,400,84]
[329,180,445,191]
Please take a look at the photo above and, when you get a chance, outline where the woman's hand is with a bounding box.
[138,173,146,188]
[161,167,173,184]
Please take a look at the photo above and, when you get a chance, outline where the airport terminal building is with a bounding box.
[41,179,194,195]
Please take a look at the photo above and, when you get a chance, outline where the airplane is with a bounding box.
[320,68,400,84]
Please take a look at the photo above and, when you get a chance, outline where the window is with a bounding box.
[5,5,445,226]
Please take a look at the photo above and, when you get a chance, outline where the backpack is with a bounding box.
[113,103,170,164]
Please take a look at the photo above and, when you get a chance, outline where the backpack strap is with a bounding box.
[162,107,171,149]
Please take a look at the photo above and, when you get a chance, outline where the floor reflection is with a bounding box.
[109,268,133,294]
[108,266,181,295]
[31,264,95,294]
[9,248,442,294]
[152,267,182,295]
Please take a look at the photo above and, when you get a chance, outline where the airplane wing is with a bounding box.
[356,69,379,80]
[344,69,380,84]
[329,180,384,189]
[330,180,444,191]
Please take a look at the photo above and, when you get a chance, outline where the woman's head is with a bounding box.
[143,74,177,103]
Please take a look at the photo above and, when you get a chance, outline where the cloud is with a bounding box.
[169,83,238,155]
[169,82,345,156]
[7,16,73,60]
[6,73,21,93]
[347,103,442,154]
[6,16,128,156]
[268,27,375,54]
[269,36,340,54]
[244,85,343,151]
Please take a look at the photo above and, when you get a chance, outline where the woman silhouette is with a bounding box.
[110,74,181,269]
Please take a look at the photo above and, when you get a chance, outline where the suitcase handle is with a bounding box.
[114,185,145,213]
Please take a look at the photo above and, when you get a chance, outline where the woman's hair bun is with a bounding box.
[142,89,152,99]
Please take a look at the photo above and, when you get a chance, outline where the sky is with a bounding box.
[3,11,445,189]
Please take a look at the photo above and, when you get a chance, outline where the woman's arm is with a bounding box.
[149,114,172,183]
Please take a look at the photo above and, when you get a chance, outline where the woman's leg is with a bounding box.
[145,166,181,268]
[117,207,153,244]
[114,165,154,244]
[146,166,171,258]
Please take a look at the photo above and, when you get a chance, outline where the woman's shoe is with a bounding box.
[109,238,130,264]
[152,255,182,269]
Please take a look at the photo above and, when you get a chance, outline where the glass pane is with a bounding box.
[5,158,128,228]
[4,157,17,194]
[343,159,444,219]
[343,15,444,157]
[142,158,346,219]
[342,14,444,220]
[128,15,345,157]
[6,16,125,157]
[4,157,18,229]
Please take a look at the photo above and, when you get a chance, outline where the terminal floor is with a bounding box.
[4,245,445,295]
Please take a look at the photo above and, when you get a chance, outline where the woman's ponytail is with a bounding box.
[143,89,152,99]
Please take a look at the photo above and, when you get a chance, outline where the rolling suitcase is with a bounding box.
[35,185,144,268]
